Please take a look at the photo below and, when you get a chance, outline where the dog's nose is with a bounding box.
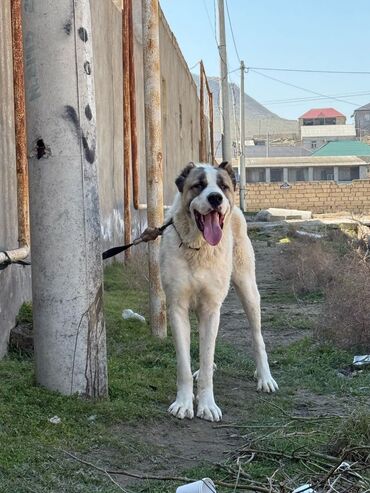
[207,192,223,208]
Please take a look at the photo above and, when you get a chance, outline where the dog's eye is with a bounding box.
[220,184,229,191]
[191,183,201,190]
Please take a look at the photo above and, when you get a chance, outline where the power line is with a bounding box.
[249,69,360,106]
[247,66,370,75]
[225,0,241,63]
[262,90,370,105]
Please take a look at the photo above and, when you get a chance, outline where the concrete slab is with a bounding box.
[255,208,312,222]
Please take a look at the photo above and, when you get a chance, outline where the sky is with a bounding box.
[160,0,370,122]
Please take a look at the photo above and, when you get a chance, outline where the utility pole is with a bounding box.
[142,0,167,339]
[217,0,232,163]
[22,0,107,397]
[239,60,246,212]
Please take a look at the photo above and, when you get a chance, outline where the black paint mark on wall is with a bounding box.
[64,20,72,35]
[84,61,91,75]
[63,105,96,164]
[36,139,46,159]
[85,104,93,121]
[78,27,88,42]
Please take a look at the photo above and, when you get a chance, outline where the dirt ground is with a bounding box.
[106,234,337,488]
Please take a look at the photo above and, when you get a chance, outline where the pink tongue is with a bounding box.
[203,211,222,246]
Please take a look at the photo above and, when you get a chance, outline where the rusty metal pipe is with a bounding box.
[199,61,206,162]
[123,0,132,257]
[128,0,139,210]
[11,0,30,248]
[142,0,167,339]
[209,92,215,164]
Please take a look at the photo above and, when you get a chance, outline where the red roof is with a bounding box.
[299,108,345,119]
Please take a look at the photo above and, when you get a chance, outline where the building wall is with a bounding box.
[244,180,370,214]
[0,2,31,357]
[354,111,370,136]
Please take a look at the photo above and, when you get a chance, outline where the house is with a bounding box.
[233,155,369,184]
[352,103,370,137]
[298,108,346,127]
[312,140,370,158]
[298,108,356,150]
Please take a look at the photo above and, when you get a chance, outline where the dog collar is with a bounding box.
[172,223,201,251]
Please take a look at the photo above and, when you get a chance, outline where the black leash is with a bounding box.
[102,218,173,260]
[0,218,174,269]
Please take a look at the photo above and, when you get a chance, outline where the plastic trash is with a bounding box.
[48,416,61,424]
[292,485,315,493]
[122,309,146,323]
[353,355,370,367]
[176,478,216,493]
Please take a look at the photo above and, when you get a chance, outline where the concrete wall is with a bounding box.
[0,0,206,356]
[244,179,370,214]
[91,0,124,250]
[0,2,31,357]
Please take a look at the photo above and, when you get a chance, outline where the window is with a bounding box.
[338,167,359,182]
[311,140,317,149]
[364,114,370,122]
[325,118,336,125]
[303,119,314,126]
[246,168,266,183]
[270,168,283,182]
[288,167,309,182]
[313,167,334,181]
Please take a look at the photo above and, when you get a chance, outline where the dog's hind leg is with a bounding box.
[231,213,278,392]
[195,303,223,422]
[167,302,194,419]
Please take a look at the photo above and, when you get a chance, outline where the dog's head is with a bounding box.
[175,162,236,246]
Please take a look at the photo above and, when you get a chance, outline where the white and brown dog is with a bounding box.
[160,162,278,422]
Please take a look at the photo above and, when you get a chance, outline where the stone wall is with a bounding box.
[244,180,370,214]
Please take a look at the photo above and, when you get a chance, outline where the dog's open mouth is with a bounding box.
[194,210,224,246]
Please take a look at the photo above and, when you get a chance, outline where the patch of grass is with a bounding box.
[1,262,369,492]
[16,301,33,325]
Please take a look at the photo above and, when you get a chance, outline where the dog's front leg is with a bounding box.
[196,304,222,422]
[168,303,194,419]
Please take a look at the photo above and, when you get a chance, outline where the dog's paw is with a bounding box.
[192,363,217,381]
[168,398,194,420]
[254,370,279,393]
[196,397,222,422]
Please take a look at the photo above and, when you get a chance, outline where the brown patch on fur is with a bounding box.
[217,169,235,208]
[182,168,208,210]
[219,162,236,190]
[175,162,196,192]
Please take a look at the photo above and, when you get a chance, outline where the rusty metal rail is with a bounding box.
[11,0,30,248]
[199,61,215,164]
[122,0,132,258]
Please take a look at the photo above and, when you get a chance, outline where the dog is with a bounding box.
[160,162,278,422]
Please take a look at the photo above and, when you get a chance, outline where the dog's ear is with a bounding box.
[175,162,196,192]
[219,161,236,190]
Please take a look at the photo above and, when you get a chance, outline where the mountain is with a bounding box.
[193,74,298,147]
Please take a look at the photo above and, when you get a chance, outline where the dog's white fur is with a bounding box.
[160,164,278,422]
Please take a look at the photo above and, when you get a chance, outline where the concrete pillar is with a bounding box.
[308,167,314,181]
[265,167,271,183]
[283,167,288,182]
[334,166,339,182]
[22,0,107,396]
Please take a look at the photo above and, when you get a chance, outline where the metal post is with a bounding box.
[142,0,167,339]
[128,0,139,210]
[11,0,30,248]
[217,0,231,163]
[123,0,132,258]
[22,0,107,396]
[209,92,215,164]
[199,61,206,162]
[239,61,246,212]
